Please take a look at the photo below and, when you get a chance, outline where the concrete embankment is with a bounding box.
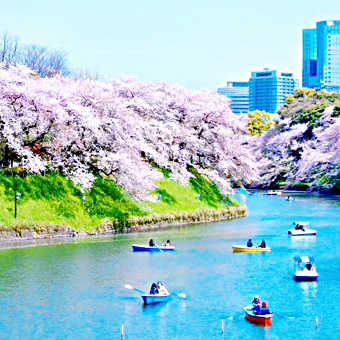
[0,205,246,243]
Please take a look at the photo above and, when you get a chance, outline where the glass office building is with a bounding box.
[302,29,318,88]
[217,81,249,114]
[303,20,340,91]
[249,69,299,113]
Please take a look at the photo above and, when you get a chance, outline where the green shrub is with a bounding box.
[246,110,273,136]
[292,103,330,130]
[332,103,340,117]
[285,95,294,104]
[294,88,316,98]
[155,189,176,204]
[187,166,223,207]
[83,175,145,219]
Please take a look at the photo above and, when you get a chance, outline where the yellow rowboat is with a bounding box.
[232,245,271,253]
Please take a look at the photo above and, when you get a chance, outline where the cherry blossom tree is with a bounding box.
[252,93,340,191]
[0,63,258,199]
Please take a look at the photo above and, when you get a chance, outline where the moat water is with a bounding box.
[0,192,339,339]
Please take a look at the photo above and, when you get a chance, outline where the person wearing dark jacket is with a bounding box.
[259,240,266,248]
[150,283,158,295]
[247,239,253,247]
[253,303,261,315]
[149,239,155,247]
[260,301,271,315]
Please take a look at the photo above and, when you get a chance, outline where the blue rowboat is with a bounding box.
[132,244,176,252]
[142,294,171,305]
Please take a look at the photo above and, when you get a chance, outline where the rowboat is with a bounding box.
[132,244,176,252]
[232,245,271,252]
[244,305,273,326]
[141,293,171,305]
[264,190,282,196]
[293,256,318,281]
[288,222,317,236]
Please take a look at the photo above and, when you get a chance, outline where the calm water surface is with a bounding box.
[0,193,340,339]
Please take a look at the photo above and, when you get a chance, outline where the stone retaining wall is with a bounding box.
[0,205,246,243]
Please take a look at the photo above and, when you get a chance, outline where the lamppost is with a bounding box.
[14,192,21,218]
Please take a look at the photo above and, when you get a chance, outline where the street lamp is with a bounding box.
[14,192,21,218]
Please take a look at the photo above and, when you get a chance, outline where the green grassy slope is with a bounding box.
[0,171,238,232]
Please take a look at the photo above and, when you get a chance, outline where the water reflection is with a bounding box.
[299,281,318,298]
[263,326,272,339]
[290,236,317,248]
[141,301,169,314]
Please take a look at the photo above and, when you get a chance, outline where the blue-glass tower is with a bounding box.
[302,29,318,88]
[249,69,299,113]
[303,20,340,91]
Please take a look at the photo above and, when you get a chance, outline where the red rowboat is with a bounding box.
[244,305,273,326]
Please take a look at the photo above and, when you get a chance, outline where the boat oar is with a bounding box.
[171,292,186,298]
[124,284,145,294]
[225,304,245,320]
[225,310,245,320]
[272,309,294,319]
[155,245,163,253]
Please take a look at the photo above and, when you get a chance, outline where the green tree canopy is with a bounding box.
[246,110,272,136]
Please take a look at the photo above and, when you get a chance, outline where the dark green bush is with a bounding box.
[155,189,176,204]
[187,166,223,207]
[83,175,146,218]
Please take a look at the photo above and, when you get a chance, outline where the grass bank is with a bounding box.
[0,171,245,241]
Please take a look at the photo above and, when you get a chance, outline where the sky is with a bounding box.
[1,0,339,91]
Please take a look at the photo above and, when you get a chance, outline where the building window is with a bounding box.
[310,60,317,76]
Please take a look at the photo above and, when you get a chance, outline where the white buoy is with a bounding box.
[315,316,318,328]
[221,319,224,338]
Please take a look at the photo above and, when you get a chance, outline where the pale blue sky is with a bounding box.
[1,0,338,90]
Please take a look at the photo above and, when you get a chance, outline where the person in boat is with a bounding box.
[259,240,266,248]
[253,303,261,315]
[260,301,271,315]
[163,240,172,247]
[150,283,158,295]
[157,281,169,295]
[295,223,305,232]
[247,239,253,247]
[149,239,155,247]
[252,295,261,314]
[305,262,312,270]
[252,295,261,305]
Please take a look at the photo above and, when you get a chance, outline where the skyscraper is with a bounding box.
[303,20,340,91]
[217,82,249,114]
[249,69,299,113]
